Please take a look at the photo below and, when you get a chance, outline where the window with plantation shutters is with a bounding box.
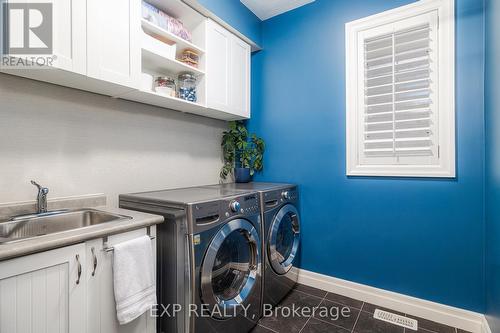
[346,0,455,177]
[364,22,435,160]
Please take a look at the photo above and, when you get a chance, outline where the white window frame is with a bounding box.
[345,0,455,178]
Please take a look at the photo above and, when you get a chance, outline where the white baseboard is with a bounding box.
[293,268,491,333]
[481,316,492,333]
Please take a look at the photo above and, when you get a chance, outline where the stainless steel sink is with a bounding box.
[0,209,131,244]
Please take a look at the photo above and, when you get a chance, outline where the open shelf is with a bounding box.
[141,19,205,54]
[120,89,241,120]
[136,89,204,111]
[142,47,204,76]
[143,0,206,51]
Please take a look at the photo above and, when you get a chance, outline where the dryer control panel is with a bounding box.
[281,189,298,201]
[263,186,299,211]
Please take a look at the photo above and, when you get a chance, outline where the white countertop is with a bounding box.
[0,205,164,261]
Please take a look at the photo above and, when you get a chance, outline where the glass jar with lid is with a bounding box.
[178,72,197,102]
[154,76,176,97]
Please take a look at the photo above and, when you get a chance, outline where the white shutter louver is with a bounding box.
[346,0,455,177]
[363,22,436,160]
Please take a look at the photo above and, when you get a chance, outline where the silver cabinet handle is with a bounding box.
[76,254,82,285]
[91,247,98,277]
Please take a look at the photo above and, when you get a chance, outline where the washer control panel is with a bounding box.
[229,200,241,212]
[224,194,259,217]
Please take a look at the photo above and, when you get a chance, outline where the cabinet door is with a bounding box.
[0,244,86,333]
[206,19,231,112]
[230,36,251,118]
[86,227,156,333]
[52,0,87,73]
[87,0,140,90]
[3,0,86,74]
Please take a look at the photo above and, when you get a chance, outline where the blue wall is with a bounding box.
[249,0,485,311]
[195,0,262,45]
[485,0,500,328]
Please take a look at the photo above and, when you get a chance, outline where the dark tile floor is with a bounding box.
[252,284,472,333]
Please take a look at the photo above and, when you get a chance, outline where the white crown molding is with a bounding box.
[293,268,489,333]
[181,0,262,51]
[240,0,315,21]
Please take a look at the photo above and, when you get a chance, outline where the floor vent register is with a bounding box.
[373,309,418,331]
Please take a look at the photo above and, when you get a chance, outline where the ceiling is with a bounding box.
[240,0,315,21]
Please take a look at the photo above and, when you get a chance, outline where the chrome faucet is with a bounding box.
[31,180,49,214]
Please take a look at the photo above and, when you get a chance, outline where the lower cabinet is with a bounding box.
[86,227,156,333]
[0,243,87,333]
[0,226,156,333]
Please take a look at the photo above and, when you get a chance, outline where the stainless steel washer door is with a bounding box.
[268,204,300,275]
[200,219,260,319]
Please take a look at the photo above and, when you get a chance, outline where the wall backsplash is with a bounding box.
[0,73,226,207]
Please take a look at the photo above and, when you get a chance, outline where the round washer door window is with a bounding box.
[200,219,260,318]
[268,204,300,275]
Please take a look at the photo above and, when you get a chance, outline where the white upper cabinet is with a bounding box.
[2,0,87,74]
[230,35,251,118]
[0,244,86,333]
[206,19,251,118]
[1,0,253,120]
[87,0,141,90]
[206,19,231,112]
[52,0,87,74]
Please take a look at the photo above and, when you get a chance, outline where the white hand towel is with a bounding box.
[112,235,157,325]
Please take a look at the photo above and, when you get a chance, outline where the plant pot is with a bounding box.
[234,168,252,183]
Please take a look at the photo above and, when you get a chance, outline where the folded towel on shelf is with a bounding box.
[112,235,157,325]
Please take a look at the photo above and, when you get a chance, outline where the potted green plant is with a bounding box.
[220,121,265,183]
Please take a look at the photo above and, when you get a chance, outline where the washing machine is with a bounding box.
[119,186,262,333]
[204,183,301,308]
